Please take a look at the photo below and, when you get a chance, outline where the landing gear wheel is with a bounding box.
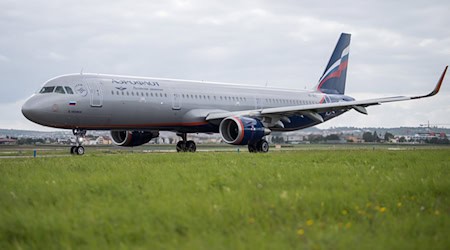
[176,133,197,153]
[257,139,269,153]
[76,146,85,155]
[176,141,186,152]
[248,144,257,153]
[186,140,197,152]
[71,129,86,155]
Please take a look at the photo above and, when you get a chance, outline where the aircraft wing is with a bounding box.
[206,66,447,123]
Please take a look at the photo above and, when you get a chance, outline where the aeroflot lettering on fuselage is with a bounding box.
[112,79,160,87]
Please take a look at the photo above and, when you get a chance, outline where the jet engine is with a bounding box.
[110,130,159,147]
[219,116,270,145]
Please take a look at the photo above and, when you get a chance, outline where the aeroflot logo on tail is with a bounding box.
[112,79,160,87]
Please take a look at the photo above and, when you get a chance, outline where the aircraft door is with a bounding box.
[172,93,181,110]
[255,97,263,109]
[88,82,103,107]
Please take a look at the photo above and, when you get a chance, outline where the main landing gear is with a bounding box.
[70,129,86,155]
[248,139,269,153]
[176,133,197,152]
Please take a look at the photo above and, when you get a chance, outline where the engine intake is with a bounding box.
[110,130,159,147]
[219,116,270,145]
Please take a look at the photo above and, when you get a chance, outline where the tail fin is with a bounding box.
[315,33,351,95]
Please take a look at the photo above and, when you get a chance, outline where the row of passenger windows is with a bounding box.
[39,86,74,94]
[39,86,318,105]
[111,90,168,98]
[110,90,318,105]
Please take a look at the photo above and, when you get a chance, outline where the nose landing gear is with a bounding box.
[70,129,86,155]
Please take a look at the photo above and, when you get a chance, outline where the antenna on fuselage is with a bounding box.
[80,68,84,75]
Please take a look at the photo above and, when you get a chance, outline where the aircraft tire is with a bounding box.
[176,141,186,152]
[76,146,85,155]
[70,146,77,154]
[186,140,196,152]
[248,144,257,153]
[256,139,269,153]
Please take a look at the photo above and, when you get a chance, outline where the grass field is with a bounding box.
[1,148,449,249]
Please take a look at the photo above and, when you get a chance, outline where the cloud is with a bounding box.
[0,54,10,62]
[47,52,66,62]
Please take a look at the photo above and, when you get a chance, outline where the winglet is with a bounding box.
[412,66,447,99]
[429,65,447,96]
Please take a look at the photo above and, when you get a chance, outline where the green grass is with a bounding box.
[1,149,449,249]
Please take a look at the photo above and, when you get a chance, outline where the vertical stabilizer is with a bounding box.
[315,33,351,95]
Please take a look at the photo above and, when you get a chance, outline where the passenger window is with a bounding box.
[111,90,114,95]
[39,86,55,93]
[55,86,66,94]
[64,86,74,94]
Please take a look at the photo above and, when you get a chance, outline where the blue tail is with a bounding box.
[316,33,351,95]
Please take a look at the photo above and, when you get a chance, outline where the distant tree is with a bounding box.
[384,132,394,141]
[399,136,406,143]
[308,134,324,143]
[429,137,439,144]
[362,132,373,142]
[373,131,380,142]
[325,134,340,141]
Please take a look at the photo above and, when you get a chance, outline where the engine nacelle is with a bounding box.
[110,130,159,147]
[219,116,270,145]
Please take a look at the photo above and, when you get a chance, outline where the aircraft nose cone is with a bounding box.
[22,97,40,122]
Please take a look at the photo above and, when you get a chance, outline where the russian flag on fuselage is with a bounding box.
[316,33,351,95]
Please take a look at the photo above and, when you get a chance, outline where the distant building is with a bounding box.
[95,136,112,145]
[345,135,363,143]
[0,138,17,145]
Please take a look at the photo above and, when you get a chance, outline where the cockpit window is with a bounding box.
[65,86,74,94]
[55,86,66,94]
[39,86,55,93]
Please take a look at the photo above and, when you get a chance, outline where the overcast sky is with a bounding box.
[0,0,449,131]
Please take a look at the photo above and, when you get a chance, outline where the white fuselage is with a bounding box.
[22,73,352,133]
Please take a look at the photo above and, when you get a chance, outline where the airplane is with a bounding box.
[21,33,447,155]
